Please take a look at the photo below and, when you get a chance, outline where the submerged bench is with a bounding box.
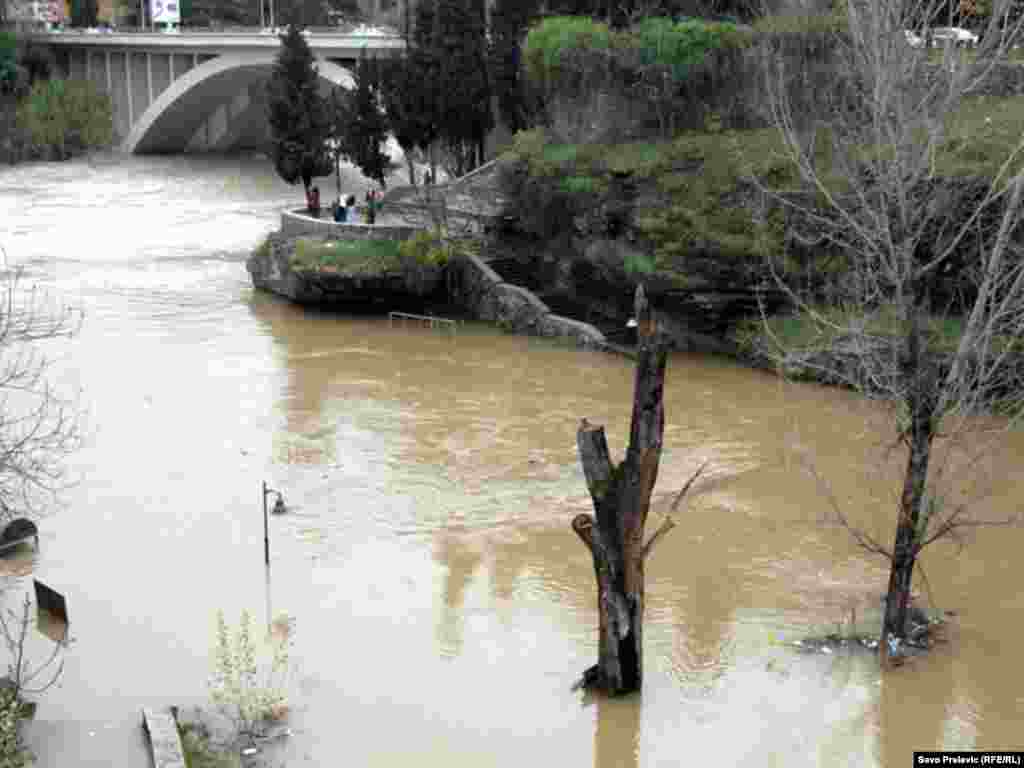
[142,707,186,768]
[0,518,38,554]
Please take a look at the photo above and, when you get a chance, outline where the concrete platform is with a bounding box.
[23,720,151,767]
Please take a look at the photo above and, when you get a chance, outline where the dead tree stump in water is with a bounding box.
[571,285,696,696]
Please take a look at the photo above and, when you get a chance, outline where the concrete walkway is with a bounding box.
[24,720,152,767]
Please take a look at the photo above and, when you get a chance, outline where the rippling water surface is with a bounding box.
[1,153,1022,766]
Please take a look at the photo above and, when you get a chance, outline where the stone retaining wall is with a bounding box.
[374,201,496,234]
[452,253,607,350]
[280,209,419,241]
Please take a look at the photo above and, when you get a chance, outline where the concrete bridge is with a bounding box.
[32,30,405,153]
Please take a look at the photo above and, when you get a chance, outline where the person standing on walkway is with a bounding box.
[366,190,377,225]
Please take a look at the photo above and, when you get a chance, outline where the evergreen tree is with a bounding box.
[335,51,391,188]
[428,0,492,174]
[266,26,332,193]
[408,0,445,174]
[380,50,436,186]
[489,0,541,133]
[280,0,331,28]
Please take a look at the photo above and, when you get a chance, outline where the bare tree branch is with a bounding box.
[0,261,83,523]
[751,0,1024,653]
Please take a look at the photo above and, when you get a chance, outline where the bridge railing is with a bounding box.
[32,24,401,36]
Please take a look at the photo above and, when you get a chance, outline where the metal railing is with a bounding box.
[388,311,459,334]
[30,24,401,36]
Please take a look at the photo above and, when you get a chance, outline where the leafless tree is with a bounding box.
[0,249,80,716]
[0,592,65,700]
[0,251,83,526]
[752,0,1024,663]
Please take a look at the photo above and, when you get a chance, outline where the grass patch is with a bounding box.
[561,174,602,194]
[925,46,1024,65]
[942,94,1024,179]
[290,237,403,275]
[738,306,967,354]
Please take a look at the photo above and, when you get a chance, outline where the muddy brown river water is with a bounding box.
[1,153,1022,766]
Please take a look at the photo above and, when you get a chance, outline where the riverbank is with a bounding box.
[0,94,31,164]
[1,79,114,165]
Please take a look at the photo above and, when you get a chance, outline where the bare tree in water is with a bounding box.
[0,249,80,751]
[754,0,1024,663]
[571,286,708,695]
[0,252,82,524]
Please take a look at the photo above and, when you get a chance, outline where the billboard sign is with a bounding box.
[150,0,179,24]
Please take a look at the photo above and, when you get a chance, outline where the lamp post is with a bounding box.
[261,482,285,566]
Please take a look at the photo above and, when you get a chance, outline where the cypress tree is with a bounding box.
[342,51,391,188]
[489,0,541,133]
[380,50,436,186]
[433,0,492,173]
[266,26,332,194]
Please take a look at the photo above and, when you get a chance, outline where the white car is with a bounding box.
[931,27,979,47]
[905,30,925,48]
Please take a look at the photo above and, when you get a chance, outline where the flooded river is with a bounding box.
[1,153,1022,766]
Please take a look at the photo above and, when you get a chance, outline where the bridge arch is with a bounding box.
[124,53,355,154]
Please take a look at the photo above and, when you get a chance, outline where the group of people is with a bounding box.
[306,186,382,225]
[332,190,382,224]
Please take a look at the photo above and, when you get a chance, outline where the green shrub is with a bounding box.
[0,32,16,93]
[0,688,31,768]
[623,250,655,275]
[635,129,795,268]
[16,79,113,158]
[398,231,449,266]
[16,42,55,85]
[621,18,759,135]
[522,16,616,89]
[179,721,240,768]
[498,130,581,239]
[252,236,271,262]
[522,15,763,141]
[627,17,752,81]
[561,174,601,194]
[209,610,292,741]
